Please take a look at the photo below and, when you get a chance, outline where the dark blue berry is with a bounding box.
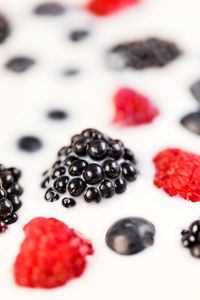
[121,162,137,182]
[68,159,87,176]
[84,187,101,203]
[53,176,69,194]
[68,178,86,196]
[114,178,127,194]
[83,164,104,185]
[103,159,120,178]
[106,217,155,255]
[62,197,76,208]
[88,139,108,160]
[18,136,42,152]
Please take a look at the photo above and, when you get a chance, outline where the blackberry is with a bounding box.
[0,164,23,232]
[41,129,138,208]
[181,219,200,258]
[0,14,10,44]
[108,38,181,70]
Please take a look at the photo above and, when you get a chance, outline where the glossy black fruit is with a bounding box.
[73,137,90,156]
[83,164,104,184]
[103,159,120,178]
[106,217,155,255]
[88,139,108,160]
[99,180,114,198]
[68,178,86,196]
[84,187,101,203]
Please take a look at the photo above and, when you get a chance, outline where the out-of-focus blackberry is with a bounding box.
[41,128,138,208]
[0,164,23,233]
[181,219,200,258]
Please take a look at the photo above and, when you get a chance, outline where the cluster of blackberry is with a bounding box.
[0,164,23,233]
[41,128,137,208]
[181,220,200,258]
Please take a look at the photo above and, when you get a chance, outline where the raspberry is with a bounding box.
[113,88,159,126]
[153,148,200,202]
[14,217,93,289]
[86,0,139,16]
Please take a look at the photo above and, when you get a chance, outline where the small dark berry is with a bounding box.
[45,188,59,202]
[17,136,42,152]
[0,220,7,233]
[114,178,127,194]
[6,57,35,73]
[52,167,66,179]
[108,140,124,160]
[99,180,114,198]
[8,167,21,181]
[103,159,120,179]
[73,137,90,156]
[57,146,72,157]
[7,183,23,196]
[88,139,108,160]
[105,217,155,255]
[41,176,50,189]
[69,29,89,42]
[3,213,18,225]
[0,198,13,218]
[68,159,87,176]
[68,178,86,196]
[84,187,101,203]
[62,197,76,208]
[8,195,22,212]
[64,156,78,167]
[83,164,104,185]
[47,110,68,120]
[34,2,66,16]
[0,188,7,199]
[121,162,137,182]
[0,14,10,44]
[123,148,135,163]
[53,176,69,194]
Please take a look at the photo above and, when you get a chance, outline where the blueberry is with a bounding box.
[0,198,13,218]
[64,156,78,167]
[7,183,23,196]
[181,112,200,135]
[106,217,155,255]
[8,167,21,181]
[0,188,7,199]
[121,162,137,182]
[41,176,50,189]
[57,146,72,157]
[0,220,7,233]
[53,176,69,194]
[34,2,66,16]
[0,14,10,44]
[123,148,135,163]
[68,178,86,196]
[84,187,101,203]
[83,164,104,185]
[3,213,18,225]
[47,109,68,120]
[103,159,120,179]
[73,137,90,156]
[62,197,76,208]
[69,29,89,42]
[17,136,42,152]
[6,57,35,73]
[108,140,124,160]
[88,139,108,160]
[45,188,59,202]
[114,178,127,194]
[8,195,22,212]
[99,180,114,198]
[52,167,66,179]
[68,159,87,176]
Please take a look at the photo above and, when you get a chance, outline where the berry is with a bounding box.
[0,198,13,218]
[45,188,59,202]
[68,159,87,176]
[88,139,108,160]
[17,136,42,152]
[108,38,181,70]
[6,57,35,73]
[47,109,68,120]
[0,220,7,233]
[62,197,76,208]
[103,159,120,179]
[114,178,127,194]
[0,14,10,44]
[121,162,137,182]
[69,29,89,42]
[8,195,22,212]
[68,178,86,196]
[86,0,139,16]
[84,187,101,203]
[3,213,18,225]
[53,176,69,194]
[113,88,159,127]
[42,129,138,207]
[180,112,200,135]
[34,3,66,16]
[99,180,114,198]
[106,217,155,255]
[14,217,93,288]
[83,164,104,184]
[190,80,200,103]
[153,148,200,202]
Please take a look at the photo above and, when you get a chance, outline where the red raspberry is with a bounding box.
[153,148,200,202]
[86,0,140,16]
[14,217,93,288]
[113,88,159,126]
